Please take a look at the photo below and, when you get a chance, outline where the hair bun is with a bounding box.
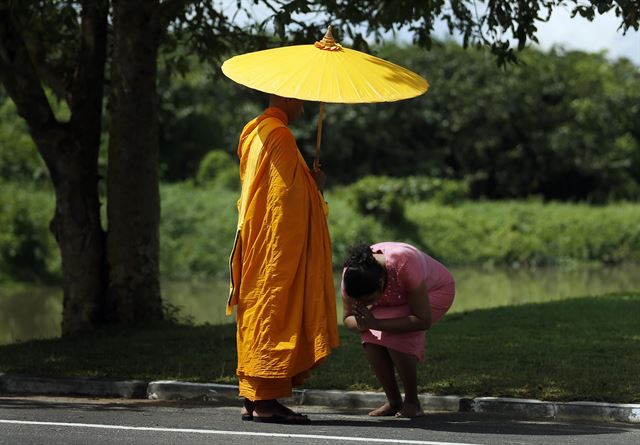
[344,243,375,268]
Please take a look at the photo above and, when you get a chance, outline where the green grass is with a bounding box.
[1,293,638,403]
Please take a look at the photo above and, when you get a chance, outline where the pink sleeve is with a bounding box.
[396,250,427,294]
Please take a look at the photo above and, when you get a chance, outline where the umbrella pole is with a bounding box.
[313,102,324,171]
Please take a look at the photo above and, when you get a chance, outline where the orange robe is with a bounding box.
[228,107,339,400]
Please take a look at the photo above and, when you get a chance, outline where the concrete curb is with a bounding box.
[146,380,306,406]
[0,373,147,399]
[1,374,638,424]
[300,389,462,412]
[469,397,640,424]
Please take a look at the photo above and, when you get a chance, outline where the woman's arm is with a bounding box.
[354,281,432,332]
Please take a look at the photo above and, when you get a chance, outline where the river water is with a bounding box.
[1,264,639,345]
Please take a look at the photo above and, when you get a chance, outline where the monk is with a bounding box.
[227,94,339,424]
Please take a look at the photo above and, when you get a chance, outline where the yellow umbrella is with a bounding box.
[221,26,428,168]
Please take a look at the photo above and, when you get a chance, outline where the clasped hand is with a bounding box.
[354,304,378,331]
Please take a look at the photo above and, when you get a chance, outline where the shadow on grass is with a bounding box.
[0,322,239,383]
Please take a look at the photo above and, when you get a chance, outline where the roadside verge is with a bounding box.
[1,373,638,424]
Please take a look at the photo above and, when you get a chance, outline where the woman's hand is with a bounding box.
[354,304,379,331]
[342,295,378,333]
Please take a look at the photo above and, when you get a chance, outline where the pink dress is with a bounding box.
[342,242,455,362]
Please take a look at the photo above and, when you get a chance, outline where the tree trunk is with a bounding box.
[107,0,163,323]
[49,127,107,335]
[0,2,108,335]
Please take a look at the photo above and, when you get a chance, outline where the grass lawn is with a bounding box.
[1,293,638,403]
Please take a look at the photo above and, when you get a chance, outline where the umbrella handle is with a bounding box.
[313,102,324,171]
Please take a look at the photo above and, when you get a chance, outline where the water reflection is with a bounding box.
[1,264,639,345]
[451,265,640,312]
[0,286,61,345]
[162,279,230,324]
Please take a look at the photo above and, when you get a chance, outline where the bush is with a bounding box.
[4,178,640,283]
[344,176,470,220]
[345,176,406,223]
[195,150,239,190]
[407,201,640,267]
[0,95,49,183]
[160,181,238,280]
[0,181,59,282]
[401,176,470,205]
[325,189,388,266]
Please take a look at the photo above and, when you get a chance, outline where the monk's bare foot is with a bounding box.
[395,400,424,418]
[242,398,254,411]
[241,398,255,419]
[368,402,401,417]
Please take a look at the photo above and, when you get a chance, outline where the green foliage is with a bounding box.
[273,1,639,68]
[325,190,387,266]
[0,90,48,183]
[424,177,470,205]
[345,176,407,223]
[195,150,239,190]
[156,181,640,278]
[0,181,59,282]
[153,42,640,202]
[407,200,640,267]
[159,181,237,280]
[5,42,640,202]
[345,175,470,209]
[157,58,263,182]
[311,43,640,202]
[4,179,640,283]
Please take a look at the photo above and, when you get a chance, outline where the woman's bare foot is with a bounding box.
[395,400,424,418]
[368,401,402,417]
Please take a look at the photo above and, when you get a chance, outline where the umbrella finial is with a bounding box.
[315,25,342,51]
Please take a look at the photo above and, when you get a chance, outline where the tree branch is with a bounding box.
[152,0,191,34]
[21,29,70,101]
[0,6,61,150]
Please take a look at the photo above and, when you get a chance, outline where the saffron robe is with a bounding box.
[228,107,339,396]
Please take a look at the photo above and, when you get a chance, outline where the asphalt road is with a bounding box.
[0,396,638,445]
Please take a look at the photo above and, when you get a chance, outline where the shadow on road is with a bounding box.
[301,412,637,437]
[1,397,637,439]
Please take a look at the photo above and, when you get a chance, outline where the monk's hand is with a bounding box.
[310,168,326,192]
[354,304,378,331]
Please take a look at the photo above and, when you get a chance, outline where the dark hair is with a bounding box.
[342,243,385,299]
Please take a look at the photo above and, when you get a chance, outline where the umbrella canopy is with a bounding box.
[222,27,428,103]
[222,26,429,168]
